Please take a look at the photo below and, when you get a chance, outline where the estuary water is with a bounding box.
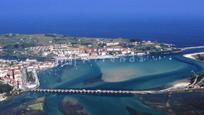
[41,55,204,115]
[1,54,204,115]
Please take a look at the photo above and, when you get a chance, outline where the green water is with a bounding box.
[0,55,203,115]
[37,55,203,115]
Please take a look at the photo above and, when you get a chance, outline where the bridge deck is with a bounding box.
[27,87,204,95]
[28,89,164,95]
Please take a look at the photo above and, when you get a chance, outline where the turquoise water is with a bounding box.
[0,55,204,115]
[39,55,203,115]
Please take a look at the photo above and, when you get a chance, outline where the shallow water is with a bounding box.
[0,55,204,115]
[39,55,204,115]
[98,57,189,82]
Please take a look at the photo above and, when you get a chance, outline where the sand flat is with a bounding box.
[99,59,188,82]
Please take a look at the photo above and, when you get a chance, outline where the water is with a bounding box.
[1,55,204,115]
[1,19,204,47]
[1,18,204,114]
[32,56,204,115]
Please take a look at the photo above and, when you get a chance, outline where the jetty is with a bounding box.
[181,46,204,51]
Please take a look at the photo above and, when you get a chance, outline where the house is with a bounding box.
[106,42,119,46]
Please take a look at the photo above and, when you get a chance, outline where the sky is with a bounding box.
[0,0,204,20]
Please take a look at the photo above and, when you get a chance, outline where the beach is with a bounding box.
[184,52,204,60]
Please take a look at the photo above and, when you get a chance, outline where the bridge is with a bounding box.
[28,88,166,95]
[24,87,204,95]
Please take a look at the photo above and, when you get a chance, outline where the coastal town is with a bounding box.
[0,34,180,59]
[0,34,203,102]
[0,34,181,101]
[0,59,54,89]
[24,39,178,60]
[0,59,55,101]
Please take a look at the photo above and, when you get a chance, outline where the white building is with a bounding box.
[106,42,119,46]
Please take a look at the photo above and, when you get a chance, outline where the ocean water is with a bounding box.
[1,55,204,115]
[0,18,204,47]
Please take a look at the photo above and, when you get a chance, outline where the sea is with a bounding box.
[0,19,204,115]
[0,18,204,47]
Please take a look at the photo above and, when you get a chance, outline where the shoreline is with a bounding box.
[184,52,204,60]
[170,80,190,88]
